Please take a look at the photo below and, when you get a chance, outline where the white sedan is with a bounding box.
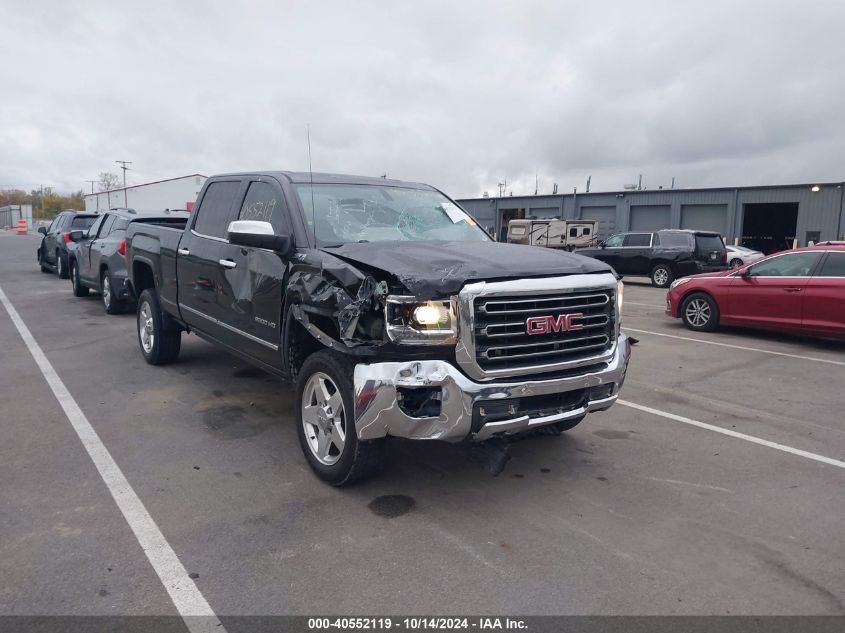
[726,245,764,268]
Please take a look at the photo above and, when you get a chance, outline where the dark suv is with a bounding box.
[66,208,189,314]
[36,210,99,278]
[577,229,726,287]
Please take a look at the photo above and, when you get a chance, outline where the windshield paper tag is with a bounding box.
[440,202,467,224]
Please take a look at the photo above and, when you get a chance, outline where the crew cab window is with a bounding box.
[746,252,821,277]
[239,181,289,235]
[623,233,651,247]
[603,234,624,247]
[194,181,241,238]
[817,252,845,276]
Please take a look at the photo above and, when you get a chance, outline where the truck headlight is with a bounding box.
[385,296,457,345]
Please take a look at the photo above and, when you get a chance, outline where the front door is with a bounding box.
[726,251,822,331]
[215,178,290,369]
[77,214,107,282]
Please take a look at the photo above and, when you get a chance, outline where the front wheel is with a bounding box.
[296,350,384,485]
[650,264,674,288]
[70,260,89,297]
[730,258,743,268]
[681,292,719,332]
[137,289,181,365]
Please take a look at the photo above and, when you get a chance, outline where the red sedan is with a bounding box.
[666,244,845,338]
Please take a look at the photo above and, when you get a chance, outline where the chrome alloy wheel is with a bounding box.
[301,372,346,466]
[102,275,111,310]
[685,298,711,328]
[653,267,669,286]
[139,301,155,354]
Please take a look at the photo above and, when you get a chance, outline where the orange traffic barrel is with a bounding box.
[16,218,27,235]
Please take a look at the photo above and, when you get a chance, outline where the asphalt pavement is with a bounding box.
[1,231,843,618]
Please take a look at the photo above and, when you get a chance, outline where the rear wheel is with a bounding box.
[38,250,51,273]
[650,263,674,288]
[296,350,384,485]
[70,260,89,297]
[730,258,743,268]
[137,289,181,365]
[681,292,719,332]
[101,270,124,315]
[56,251,69,279]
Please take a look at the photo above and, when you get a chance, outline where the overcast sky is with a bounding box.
[2,0,844,198]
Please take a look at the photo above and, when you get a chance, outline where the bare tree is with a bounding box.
[98,172,122,191]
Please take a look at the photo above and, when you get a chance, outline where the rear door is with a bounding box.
[726,251,822,332]
[44,214,66,264]
[176,179,245,339]
[618,232,652,274]
[215,178,290,368]
[802,251,845,337]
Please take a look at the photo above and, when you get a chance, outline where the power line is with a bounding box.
[116,160,132,206]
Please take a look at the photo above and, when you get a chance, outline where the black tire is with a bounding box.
[70,260,89,297]
[56,251,69,279]
[137,288,181,365]
[296,350,384,485]
[680,292,719,332]
[650,263,674,288]
[38,249,51,273]
[730,258,743,269]
[101,269,124,315]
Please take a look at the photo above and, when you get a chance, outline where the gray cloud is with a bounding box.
[2,0,844,198]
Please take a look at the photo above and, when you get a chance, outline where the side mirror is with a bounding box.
[68,230,87,242]
[599,241,606,248]
[227,220,292,254]
[38,226,47,235]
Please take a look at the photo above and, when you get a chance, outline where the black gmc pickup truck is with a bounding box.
[126,172,631,485]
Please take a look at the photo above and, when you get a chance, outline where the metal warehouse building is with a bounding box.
[85,174,207,213]
[458,181,845,254]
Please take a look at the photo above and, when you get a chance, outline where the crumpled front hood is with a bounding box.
[321,240,614,297]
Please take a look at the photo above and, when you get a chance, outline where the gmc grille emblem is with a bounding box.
[526,313,585,335]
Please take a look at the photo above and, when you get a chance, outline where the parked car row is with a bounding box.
[36,207,189,314]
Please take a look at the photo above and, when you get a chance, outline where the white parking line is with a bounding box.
[624,326,845,367]
[619,400,845,470]
[0,285,224,633]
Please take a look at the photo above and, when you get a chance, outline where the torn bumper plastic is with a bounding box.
[354,334,631,442]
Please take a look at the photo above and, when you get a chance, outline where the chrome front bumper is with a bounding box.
[354,334,631,443]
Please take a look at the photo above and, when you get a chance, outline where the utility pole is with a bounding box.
[116,160,132,206]
[86,180,98,211]
[637,174,643,191]
[586,175,591,193]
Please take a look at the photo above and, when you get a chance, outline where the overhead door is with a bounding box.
[681,204,727,234]
[580,206,616,240]
[629,205,670,231]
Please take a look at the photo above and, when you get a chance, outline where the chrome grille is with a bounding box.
[472,290,615,372]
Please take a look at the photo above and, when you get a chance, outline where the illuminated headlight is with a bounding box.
[670,277,692,290]
[385,296,457,345]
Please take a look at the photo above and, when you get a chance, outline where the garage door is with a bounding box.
[629,205,670,231]
[680,204,727,234]
[580,206,616,240]
[529,207,560,219]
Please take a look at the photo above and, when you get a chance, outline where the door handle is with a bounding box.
[177,248,190,256]
[218,259,237,269]
[783,287,803,292]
